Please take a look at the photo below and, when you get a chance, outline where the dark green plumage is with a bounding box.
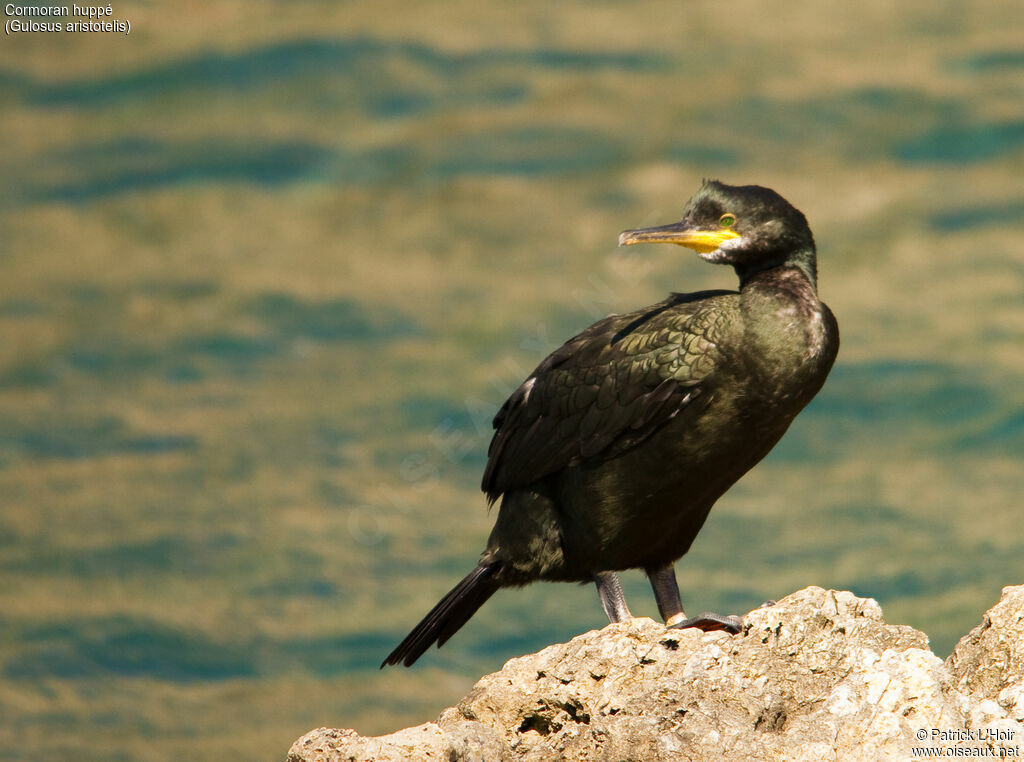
[383,180,839,667]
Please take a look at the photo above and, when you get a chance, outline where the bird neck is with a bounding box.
[734,247,818,293]
[736,258,831,388]
[737,259,824,341]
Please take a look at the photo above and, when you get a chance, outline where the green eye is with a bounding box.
[719,213,736,228]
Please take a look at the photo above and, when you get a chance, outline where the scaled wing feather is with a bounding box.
[481,290,734,502]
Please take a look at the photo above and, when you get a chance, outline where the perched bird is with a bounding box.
[382,180,838,667]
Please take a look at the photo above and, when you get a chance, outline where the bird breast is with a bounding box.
[773,301,828,360]
[739,276,835,405]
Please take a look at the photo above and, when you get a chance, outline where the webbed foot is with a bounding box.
[669,612,743,634]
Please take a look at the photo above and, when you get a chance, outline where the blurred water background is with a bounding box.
[1,1,1022,759]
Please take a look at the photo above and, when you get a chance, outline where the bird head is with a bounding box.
[618,180,816,285]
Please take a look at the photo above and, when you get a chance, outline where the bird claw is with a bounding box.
[669,612,743,634]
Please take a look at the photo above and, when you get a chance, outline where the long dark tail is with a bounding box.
[381,562,500,668]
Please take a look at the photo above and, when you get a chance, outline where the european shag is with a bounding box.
[382,180,839,667]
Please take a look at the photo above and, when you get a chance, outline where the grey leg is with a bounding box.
[594,571,632,623]
[647,563,686,626]
[647,562,744,634]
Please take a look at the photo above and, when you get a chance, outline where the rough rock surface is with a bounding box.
[947,585,1024,727]
[289,586,1024,761]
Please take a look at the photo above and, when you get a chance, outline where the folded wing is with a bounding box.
[482,290,734,503]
